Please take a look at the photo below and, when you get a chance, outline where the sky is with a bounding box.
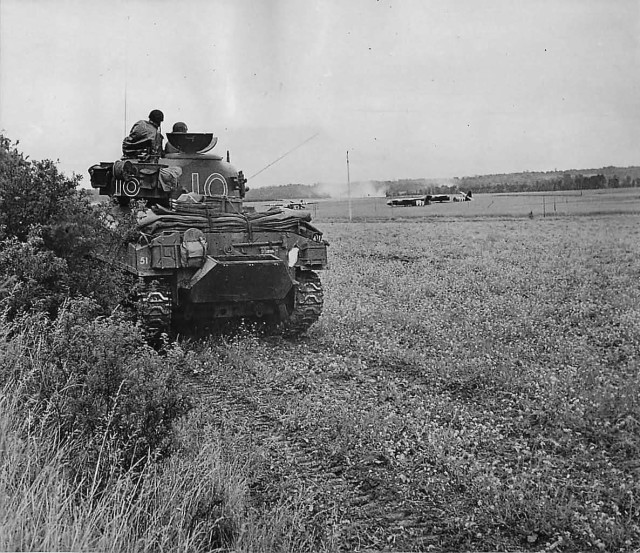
[1,0,639,191]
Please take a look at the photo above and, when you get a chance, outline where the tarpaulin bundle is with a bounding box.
[137,204,323,238]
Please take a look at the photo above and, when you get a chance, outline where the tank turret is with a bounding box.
[89,133,247,207]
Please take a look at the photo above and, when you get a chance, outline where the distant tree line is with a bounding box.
[245,167,640,200]
[383,179,457,197]
[383,166,640,197]
[454,170,640,194]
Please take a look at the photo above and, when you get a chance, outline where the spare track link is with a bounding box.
[284,270,323,336]
[137,278,172,337]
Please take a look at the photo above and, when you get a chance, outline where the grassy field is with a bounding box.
[1,191,638,551]
[180,208,639,551]
[250,187,640,221]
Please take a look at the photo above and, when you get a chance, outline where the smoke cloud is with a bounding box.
[316,180,387,199]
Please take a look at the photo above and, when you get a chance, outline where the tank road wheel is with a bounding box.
[137,278,172,339]
[282,270,324,337]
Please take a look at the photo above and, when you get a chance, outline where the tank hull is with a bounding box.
[90,132,327,337]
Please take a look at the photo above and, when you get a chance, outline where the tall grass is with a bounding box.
[0,306,336,552]
[0,385,237,551]
[0,386,329,552]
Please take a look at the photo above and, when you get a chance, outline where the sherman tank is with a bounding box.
[89,131,328,337]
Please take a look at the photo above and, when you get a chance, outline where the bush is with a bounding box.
[0,233,70,318]
[0,134,133,317]
[0,299,193,486]
[0,135,78,241]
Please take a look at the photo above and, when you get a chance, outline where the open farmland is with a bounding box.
[250,187,640,222]
[190,210,640,551]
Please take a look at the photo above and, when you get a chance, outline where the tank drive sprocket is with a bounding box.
[283,270,324,336]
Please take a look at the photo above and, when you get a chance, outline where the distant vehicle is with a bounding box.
[452,191,473,202]
[386,194,450,207]
[284,199,308,210]
[429,194,451,203]
[387,195,429,207]
[268,199,311,210]
[386,191,472,207]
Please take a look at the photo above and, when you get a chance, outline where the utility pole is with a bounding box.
[346,150,352,222]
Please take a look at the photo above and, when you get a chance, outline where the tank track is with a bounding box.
[136,278,172,338]
[283,270,323,336]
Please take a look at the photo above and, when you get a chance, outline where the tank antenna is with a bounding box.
[123,78,128,136]
[249,132,319,179]
[123,15,130,135]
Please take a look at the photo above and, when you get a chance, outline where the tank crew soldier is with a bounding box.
[164,121,188,154]
[122,109,164,158]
